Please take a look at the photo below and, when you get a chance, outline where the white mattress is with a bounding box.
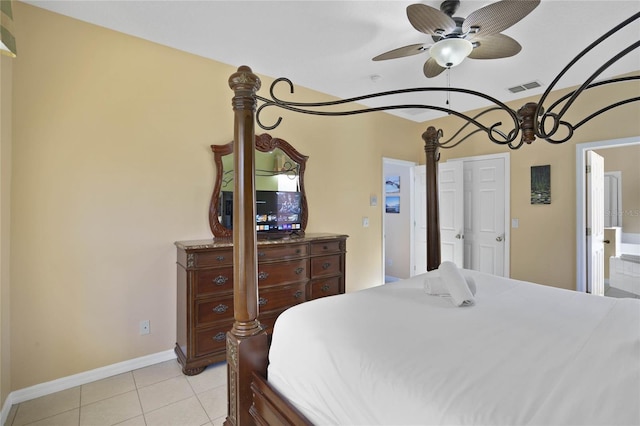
[267,270,640,425]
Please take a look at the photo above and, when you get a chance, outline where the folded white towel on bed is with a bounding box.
[438,261,475,307]
[424,275,476,296]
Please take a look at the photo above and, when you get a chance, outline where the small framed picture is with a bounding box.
[531,165,551,204]
[386,196,400,213]
[385,175,400,193]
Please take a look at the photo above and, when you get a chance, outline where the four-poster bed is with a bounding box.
[223,12,640,426]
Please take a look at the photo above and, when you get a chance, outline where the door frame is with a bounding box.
[575,136,639,292]
[382,157,417,282]
[447,152,511,277]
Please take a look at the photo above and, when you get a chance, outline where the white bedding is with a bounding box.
[267,269,640,425]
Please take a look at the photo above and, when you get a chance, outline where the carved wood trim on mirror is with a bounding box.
[209,133,309,238]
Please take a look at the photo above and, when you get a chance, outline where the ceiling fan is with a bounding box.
[373,0,540,78]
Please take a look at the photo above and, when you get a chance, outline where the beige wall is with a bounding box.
[7,3,422,391]
[421,80,640,290]
[1,53,13,408]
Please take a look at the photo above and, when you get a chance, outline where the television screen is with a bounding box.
[220,190,302,234]
[256,190,278,232]
[276,191,302,231]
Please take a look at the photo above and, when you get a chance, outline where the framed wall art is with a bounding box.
[531,165,551,204]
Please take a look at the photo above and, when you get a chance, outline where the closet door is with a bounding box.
[412,162,463,274]
[439,161,464,267]
[463,157,506,276]
[412,155,508,277]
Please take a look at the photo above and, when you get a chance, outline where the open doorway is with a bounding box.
[382,158,417,282]
[576,137,640,295]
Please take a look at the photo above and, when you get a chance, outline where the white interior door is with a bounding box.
[412,162,464,275]
[412,155,508,277]
[586,150,605,295]
[439,161,464,267]
[463,157,506,276]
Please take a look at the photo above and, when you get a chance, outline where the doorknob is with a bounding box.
[603,239,610,244]
[496,236,503,242]
[455,234,463,239]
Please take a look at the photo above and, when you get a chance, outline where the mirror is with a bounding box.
[209,133,309,238]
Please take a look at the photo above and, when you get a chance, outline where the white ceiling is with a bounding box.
[23,0,640,123]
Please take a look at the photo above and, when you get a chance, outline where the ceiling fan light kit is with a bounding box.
[429,38,473,68]
[373,0,541,78]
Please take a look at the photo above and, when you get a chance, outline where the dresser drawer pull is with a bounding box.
[216,255,225,262]
[294,290,303,299]
[294,267,304,275]
[321,284,331,292]
[212,332,226,342]
[212,304,229,314]
[213,275,228,285]
[258,252,266,258]
[296,248,301,254]
[258,297,268,306]
[323,245,328,250]
[322,262,331,270]
[258,271,269,280]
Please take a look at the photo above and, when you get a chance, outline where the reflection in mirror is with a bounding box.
[219,149,301,192]
[209,133,308,238]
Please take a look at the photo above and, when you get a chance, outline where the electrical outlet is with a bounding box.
[140,320,150,335]
[362,216,369,227]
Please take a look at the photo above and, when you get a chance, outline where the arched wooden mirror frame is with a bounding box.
[209,133,309,238]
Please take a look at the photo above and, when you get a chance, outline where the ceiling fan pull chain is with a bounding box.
[446,68,451,113]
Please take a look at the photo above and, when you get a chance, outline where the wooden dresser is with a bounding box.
[175,233,347,375]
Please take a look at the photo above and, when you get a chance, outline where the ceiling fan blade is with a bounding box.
[463,0,540,36]
[468,33,522,59]
[407,4,456,36]
[372,43,429,61]
[423,57,446,78]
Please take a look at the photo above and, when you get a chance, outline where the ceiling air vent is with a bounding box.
[507,80,542,94]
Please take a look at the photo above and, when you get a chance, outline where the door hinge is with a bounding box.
[586,227,591,236]
[586,165,591,173]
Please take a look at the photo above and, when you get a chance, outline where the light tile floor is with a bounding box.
[5,360,227,426]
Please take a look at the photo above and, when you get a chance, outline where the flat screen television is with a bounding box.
[220,190,303,237]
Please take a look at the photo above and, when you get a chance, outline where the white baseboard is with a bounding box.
[1,348,176,425]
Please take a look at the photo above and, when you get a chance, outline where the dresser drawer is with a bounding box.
[257,243,308,262]
[194,267,234,297]
[194,324,230,357]
[310,240,342,255]
[259,311,282,334]
[195,296,234,327]
[311,254,342,278]
[257,259,309,287]
[310,276,342,299]
[191,249,234,267]
[258,283,306,314]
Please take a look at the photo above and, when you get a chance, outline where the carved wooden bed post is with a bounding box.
[423,126,441,271]
[225,66,269,426]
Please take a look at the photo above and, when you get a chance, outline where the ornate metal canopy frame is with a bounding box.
[248,12,638,271]
[254,12,639,150]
